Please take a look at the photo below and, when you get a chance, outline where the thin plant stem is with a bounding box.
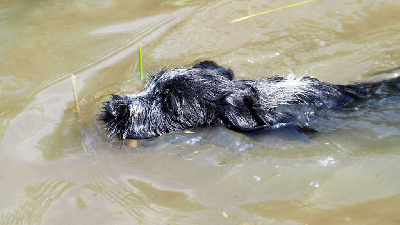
[70,74,80,112]
[139,44,143,80]
[231,0,318,23]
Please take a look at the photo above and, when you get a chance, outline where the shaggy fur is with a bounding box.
[101,61,399,139]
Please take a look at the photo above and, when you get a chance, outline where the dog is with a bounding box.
[101,61,399,140]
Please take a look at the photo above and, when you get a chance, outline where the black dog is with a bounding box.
[101,61,399,139]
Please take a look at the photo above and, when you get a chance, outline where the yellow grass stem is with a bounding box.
[231,0,318,23]
[70,74,80,112]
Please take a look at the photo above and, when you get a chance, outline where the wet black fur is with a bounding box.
[101,61,400,139]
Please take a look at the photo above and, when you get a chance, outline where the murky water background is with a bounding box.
[1,0,400,224]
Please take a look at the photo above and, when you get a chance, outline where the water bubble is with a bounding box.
[318,156,336,166]
[186,137,201,145]
[253,175,261,182]
[238,143,254,152]
[309,181,320,188]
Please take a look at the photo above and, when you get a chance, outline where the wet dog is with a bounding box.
[101,61,399,139]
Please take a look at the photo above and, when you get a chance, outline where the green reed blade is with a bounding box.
[139,44,143,80]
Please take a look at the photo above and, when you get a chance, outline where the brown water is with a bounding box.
[1,0,400,224]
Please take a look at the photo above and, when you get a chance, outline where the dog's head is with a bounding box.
[102,93,162,139]
[102,61,234,139]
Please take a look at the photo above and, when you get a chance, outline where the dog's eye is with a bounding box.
[162,88,170,95]
[157,88,169,97]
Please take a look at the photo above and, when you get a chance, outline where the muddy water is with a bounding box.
[1,0,400,224]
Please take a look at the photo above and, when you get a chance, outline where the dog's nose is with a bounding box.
[111,94,124,101]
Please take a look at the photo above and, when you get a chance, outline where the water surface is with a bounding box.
[1,0,400,224]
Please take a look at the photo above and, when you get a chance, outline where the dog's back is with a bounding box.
[245,76,363,109]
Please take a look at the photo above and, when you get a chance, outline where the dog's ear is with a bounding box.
[159,77,206,126]
[193,61,234,80]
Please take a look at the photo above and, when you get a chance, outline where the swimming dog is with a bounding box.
[101,61,399,139]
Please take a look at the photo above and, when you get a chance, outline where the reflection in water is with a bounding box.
[0,181,75,225]
[83,182,148,222]
[83,179,206,224]
[37,110,86,161]
[127,179,205,212]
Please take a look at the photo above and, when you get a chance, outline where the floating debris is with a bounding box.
[231,0,318,23]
